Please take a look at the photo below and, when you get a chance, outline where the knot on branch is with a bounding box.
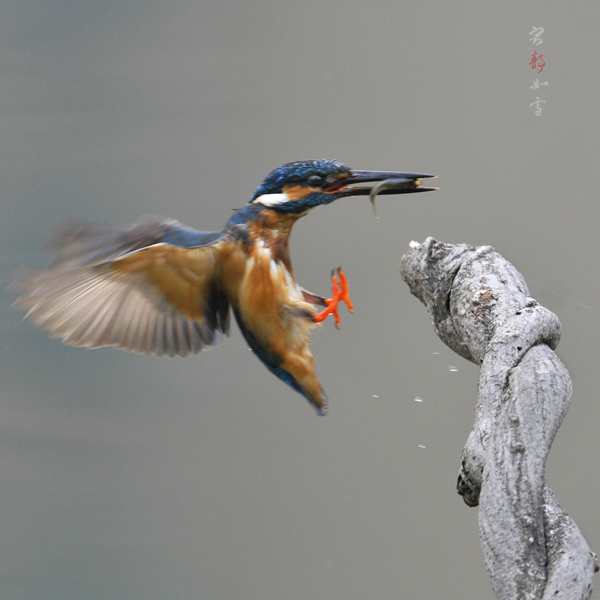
[400,237,597,600]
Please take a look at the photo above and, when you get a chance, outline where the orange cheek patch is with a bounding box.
[283,185,313,201]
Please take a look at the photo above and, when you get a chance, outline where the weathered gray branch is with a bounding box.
[399,237,597,600]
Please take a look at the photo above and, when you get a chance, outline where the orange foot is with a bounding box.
[313,267,354,329]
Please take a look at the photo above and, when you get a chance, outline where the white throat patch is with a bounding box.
[252,193,290,207]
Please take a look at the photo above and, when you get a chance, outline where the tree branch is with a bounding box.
[399,237,597,599]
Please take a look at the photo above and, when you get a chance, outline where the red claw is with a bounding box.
[313,267,354,328]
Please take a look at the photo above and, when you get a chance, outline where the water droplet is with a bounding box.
[372,394,379,398]
[432,351,440,355]
[448,365,459,372]
[414,396,424,403]
[418,444,426,449]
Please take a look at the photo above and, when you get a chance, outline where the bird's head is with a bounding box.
[249,159,436,214]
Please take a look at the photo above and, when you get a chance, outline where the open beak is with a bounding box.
[326,169,437,216]
[329,170,438,198]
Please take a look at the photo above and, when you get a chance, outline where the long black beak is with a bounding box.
[330,169,438,199]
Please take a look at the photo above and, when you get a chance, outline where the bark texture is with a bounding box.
[399,237,597,599]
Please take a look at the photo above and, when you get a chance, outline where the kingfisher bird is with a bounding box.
[12,159,436,415]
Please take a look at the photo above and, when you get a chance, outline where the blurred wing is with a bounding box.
[12,220,230,357]
[45,216,223,268]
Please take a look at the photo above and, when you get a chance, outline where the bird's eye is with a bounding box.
[307,175,324,188]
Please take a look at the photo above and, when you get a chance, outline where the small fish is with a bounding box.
[369,178,423,217]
